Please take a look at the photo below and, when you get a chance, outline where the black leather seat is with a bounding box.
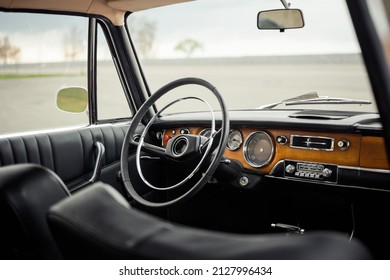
[47,182,371,259]
[0,164,70,259]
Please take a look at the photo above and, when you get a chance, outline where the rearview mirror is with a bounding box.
[257,9,304,31]
[56,87,88,113]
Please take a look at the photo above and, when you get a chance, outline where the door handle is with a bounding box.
[71,141,105,193]
[89,141,105,184]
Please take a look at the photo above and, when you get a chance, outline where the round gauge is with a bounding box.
[243,131,274,168]
[227,129,243,151]
[198,128,212,138]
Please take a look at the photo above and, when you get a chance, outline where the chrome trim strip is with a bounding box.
[268,159,389,180]
[270,161,390,176]
[339,165,390,174]
[269,160,285,175]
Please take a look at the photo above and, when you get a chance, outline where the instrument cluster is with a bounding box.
[162,127,275,169]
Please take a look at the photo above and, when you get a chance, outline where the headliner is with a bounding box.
[0,0,191,25]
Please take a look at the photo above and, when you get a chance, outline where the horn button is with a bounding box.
[166,135,203,159]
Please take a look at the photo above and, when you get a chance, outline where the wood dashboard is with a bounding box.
[161,127,390,174]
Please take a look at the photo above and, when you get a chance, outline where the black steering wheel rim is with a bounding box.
[120,77,229,208]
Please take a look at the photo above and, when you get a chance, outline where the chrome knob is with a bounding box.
[285,164,295,174]
[323,168,332,178]
[276,135,288,145]
[337,139,350,151]
[239,176,249,187]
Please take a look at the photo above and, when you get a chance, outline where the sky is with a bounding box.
[129,0,360,58]
[0,0,361,63]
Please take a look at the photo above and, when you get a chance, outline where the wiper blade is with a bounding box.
[258,92,372,109]
[258,92,319,110]
[285,96,372,106]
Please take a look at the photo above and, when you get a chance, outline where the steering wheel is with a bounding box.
[121,77,229,208]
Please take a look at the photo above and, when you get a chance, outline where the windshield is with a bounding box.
[127,0,377,114]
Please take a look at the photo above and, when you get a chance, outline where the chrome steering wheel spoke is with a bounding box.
[120,77,229,208]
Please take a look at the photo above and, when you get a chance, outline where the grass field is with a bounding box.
[0,73,68,80]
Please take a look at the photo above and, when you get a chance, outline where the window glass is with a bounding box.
[97,25,132,120]
[366,0,390,67]
[128,0,377,114]
[0,13,88,135]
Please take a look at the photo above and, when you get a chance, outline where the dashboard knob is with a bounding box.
[180,128,190,134]
[285,164,295,174]
[276,135,288,145]
[337,139,350,151]
[323,168,332,178]
[239,176,249,187]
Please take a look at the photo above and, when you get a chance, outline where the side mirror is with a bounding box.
[56,87,88,113]
[257,9,304,31]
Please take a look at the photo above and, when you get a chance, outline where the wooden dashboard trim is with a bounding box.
[360,136,390,169]
[162,127,389,173]
[225,129,361,173]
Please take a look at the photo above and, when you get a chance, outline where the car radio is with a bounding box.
[284,160,338,182]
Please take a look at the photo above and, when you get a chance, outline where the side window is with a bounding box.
[0,13,89,135]
[97,25,132,120]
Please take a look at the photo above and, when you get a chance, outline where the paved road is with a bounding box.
[0,61,376,135]
[143,62,375,113]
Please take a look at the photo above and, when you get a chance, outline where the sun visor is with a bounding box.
[107,0,192,12]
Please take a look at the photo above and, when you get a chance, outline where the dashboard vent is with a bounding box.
[290,135,334,151]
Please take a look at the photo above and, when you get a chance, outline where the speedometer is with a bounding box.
[243,131,274,168]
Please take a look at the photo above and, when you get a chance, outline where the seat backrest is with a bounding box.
[47,182,371,260]
[0,164,70,259]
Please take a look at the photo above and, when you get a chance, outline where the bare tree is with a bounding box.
[63,26,84,61]
[174,39,203,58]
[0,36,21,64]
[128,17,157,58]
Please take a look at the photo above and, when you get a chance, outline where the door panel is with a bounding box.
[0,123,136,194]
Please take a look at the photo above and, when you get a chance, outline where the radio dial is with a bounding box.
[285,164,295,174]
[322,168,332,178]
